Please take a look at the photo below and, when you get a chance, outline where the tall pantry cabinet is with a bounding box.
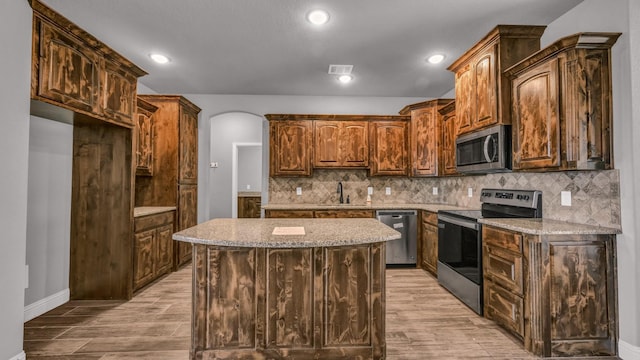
[135,95,201,270]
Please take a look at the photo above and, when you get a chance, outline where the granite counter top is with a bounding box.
[134,206,177,218]
[238,191,261,197]
[173,218,401,248]
[479,218,621,235]
[262,203,471,213]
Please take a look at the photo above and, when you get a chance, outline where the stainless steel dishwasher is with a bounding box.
[376,210,417,265]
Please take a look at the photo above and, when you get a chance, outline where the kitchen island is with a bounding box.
[173,218,401,360]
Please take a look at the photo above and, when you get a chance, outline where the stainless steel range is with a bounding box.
[436,189,542,315]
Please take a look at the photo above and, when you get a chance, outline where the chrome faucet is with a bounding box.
[337,181,344,204]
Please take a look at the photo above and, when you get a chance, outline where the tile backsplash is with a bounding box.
[268,169,621,229]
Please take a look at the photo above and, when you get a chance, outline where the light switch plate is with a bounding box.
[385,187,391,195]
[468,188,473,197]
[296,187,302,196]
[561,191,572,206]
[368,187,373,195]
[432,187,438,195]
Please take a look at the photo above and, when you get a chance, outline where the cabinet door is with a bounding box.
[313,121,368,168]
[441,109,458,176]
[101,60,136,125]
[421,220,438,275]
[473,47,498,129]
[411,107,438,176]
[133,229,155,290]
[179,107,198,184]
[369,121,409,176]
[341,121,369,167]
[176,184,197,268]
[37,22,99,113]
[135,111,154,176]
[238,196,261,218]
[455,65,473,135]
[512,59,561,170]
[270,121,312,176]
[313,121,341,167]
[155,223,174,276]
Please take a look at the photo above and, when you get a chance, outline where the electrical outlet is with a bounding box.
[385,187,391,195]
[25,265,29,289]
[561,191,572,206]
[296,187,302,196]
[210,162,219,168]
[246,184,251,190]
[367,187,373,195]
[468,188,473,197]
[432,187,438,195]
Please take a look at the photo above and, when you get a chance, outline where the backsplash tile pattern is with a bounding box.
[268,169,621,229]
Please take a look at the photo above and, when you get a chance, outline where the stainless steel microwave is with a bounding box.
[456,124,511,173]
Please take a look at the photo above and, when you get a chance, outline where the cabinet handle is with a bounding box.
[511,304,517,321]
[511,264,515,281]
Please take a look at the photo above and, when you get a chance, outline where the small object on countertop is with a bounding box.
[346,195,350,204]
[366,194,371,205]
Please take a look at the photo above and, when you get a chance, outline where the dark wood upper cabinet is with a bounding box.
[266,115,313,177]
[507,32,620,171]
[30,0,146,127]
[314,120,368,168]
[439,101,459,176]
[135,95,201,271]
[400,99,453,177]
[135,97,158,176]
[448,25,546,135]
[369,119,410,176]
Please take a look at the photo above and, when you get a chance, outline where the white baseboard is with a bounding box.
[8,350,25,360]
[620,339,640,360]
[24,288,70,322]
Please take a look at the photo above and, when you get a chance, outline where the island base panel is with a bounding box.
[190,242,386,359]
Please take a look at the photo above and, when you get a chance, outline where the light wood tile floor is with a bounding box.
[23,265,610,359]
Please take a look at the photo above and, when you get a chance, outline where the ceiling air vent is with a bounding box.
[328,64,353,75]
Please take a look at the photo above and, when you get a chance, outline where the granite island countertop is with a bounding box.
[262,203,471,213]
[173,218,401,248]
[479,218,621,235]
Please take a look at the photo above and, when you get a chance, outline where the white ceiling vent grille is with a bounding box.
[328,64,353,75]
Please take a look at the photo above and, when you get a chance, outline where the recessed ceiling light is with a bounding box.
[338,75,353,84]
[427,54,445,64]
[307,9,330,25]
[149,53,171,64]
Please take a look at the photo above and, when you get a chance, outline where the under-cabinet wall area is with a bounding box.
[268,168,621,229]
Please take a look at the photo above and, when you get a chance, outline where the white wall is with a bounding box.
[0,1,32,359]
[543,1,639,358]
[24,116,73,312]
[237,146,262,192]
[182,94,427,220]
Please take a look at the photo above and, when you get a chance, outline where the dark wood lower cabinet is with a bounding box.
[133,210,175,291]
[238,195,261,218]
[419,211,438,275]
[483,225,617,357]
[191,242,385,359]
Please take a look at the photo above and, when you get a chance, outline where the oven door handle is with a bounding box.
[438,214,480,230]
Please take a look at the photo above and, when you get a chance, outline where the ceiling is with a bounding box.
[41,0,583,98]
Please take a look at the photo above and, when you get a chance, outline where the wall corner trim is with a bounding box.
[8,351,26,360]
[24,288,70,322]
[620,339,640,360]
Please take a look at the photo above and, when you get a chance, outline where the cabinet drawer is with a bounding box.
[421,211,437,226]
[265,210,314,218]
[135,211,174,232]
[485,282,524,339]
[484,245,524,295]
[314,210,374,218]
[483,226,523,253]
